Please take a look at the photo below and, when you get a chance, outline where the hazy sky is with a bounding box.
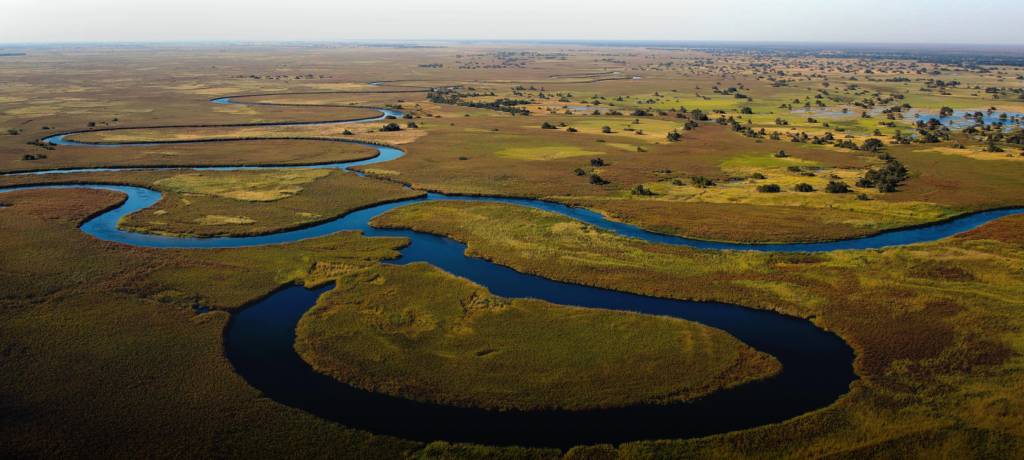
[3,0,1022,45]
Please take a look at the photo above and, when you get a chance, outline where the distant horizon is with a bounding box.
[2,39,1022,52]
[4,0,1023,46]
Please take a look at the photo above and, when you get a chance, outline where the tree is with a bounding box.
[690,176,715,188]
[631,184,655,196]
[858,158,909,193]
[860,138,884,152]
[825,181,850,193]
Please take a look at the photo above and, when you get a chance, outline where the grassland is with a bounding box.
[0,167,422,237]
[2,43,1024,458]
[295,263,779,411]
[373,200,1024,457]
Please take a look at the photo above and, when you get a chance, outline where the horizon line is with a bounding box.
[2,39,1024,49]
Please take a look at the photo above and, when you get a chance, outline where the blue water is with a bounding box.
[1,98,1019,447]
[912,109,1023,129]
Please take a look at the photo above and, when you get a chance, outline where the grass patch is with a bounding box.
[495,145,605,160]
[155,169,331,202]
[296,263,778,411]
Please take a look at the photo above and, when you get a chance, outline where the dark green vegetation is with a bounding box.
[296,263,779,411]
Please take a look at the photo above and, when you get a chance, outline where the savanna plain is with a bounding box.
[2,43,1024,458]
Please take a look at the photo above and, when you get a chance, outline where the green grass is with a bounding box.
[372,199,1024,458]
[296,263,779,411]
[0,188,427,458]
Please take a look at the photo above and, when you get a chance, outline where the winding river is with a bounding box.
[2,93,1021,447]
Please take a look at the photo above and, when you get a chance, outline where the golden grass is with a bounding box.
[296,263,779,411]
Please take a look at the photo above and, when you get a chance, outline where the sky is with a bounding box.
[2,0,1022,45]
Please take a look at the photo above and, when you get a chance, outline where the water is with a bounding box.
[911,109,1024,130]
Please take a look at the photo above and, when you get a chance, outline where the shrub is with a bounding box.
[859,159,908,193]
[574,168,586,176]
[793,183,814,192]
[601,126,612,134]
[589,174,609,185]
[861,138,885,152]
[751,172,766,179]
[341,129,353,135]
[825,181,851,193]
[774,150,788,158]
[566,127,578,133]
[541,122,557,129]
[757,183,781,193]
[590,158,605,167]
[666,131,682,141]
[631,184,655,196]
[381,122,402,132]
[690,176,715,188]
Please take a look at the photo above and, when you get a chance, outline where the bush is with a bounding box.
[858,159,908,193]
[774,150,788,158]
[601,126,612,134]
[541,122,557,129]
[793,183,815,192]
[566,127,578,133]
[381,122,402,132]
[751,172,766,179]
[631,184,655,196]
[825,181,850,193]
[590,158,605,167]
[574,168,586,176]
[341,129,353,135]
[589,174,609,185]
[690,176,715,188]
[860,138,884,152]
[666,130,682,141]
[756,183,781,193]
